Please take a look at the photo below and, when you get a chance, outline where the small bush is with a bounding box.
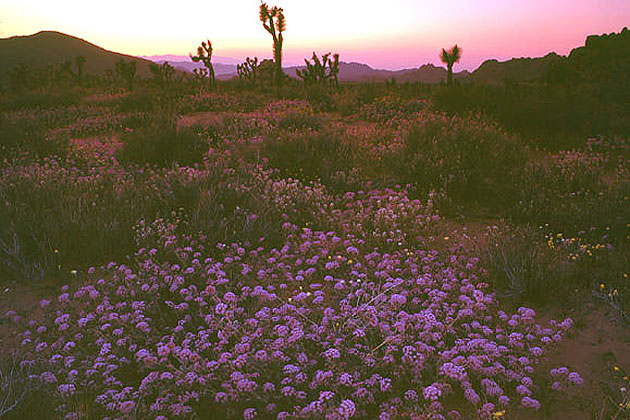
[0,89,82,111]
[332,91,359,117]
[277,111,322,131]
[262,128,355,187]
[480,226,573,304]
[305,86,335,112]
[0,116,67,159]
[117,90,155,113]
[510,149,629,243]
[391,114,526,211]
[117,118,208,167]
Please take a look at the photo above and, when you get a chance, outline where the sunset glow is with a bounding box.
[1,0,629,69]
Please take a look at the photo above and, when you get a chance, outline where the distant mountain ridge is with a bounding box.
[2,28,628,84]
[284,62,469,83]
[140,54,241,65]
[150,60,238,76]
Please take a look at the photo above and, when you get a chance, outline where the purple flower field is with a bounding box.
[1,83,629,419]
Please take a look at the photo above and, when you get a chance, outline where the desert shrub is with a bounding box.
[117,118,208,167]
[0,157,173,280]
[0,115,68,159]
[361,96,429,126]
[510,149,629,243]
[117,90,155,113]
[480,226,574,304]
[277,111,322,131]
[0,89,83,111]
[433,83,630,148]
[178,92,265,114]
[119,112,153,130]
[332,90,360,117]
[390,113,526,211]
[261,128,356,188]
[305,86,334,112]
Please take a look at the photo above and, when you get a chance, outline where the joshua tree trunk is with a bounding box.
[447,64,453,86]
[275,40,283,87]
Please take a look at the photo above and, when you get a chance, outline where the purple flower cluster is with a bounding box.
[3,167,576,419]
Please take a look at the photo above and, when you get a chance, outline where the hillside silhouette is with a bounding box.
[0,31,158,77]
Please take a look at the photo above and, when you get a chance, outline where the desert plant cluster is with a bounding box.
[0,5,629,420]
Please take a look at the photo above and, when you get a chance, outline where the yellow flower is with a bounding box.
[493,411,505,418]
[600,283,606,290]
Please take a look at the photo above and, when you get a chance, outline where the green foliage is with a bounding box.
[117,118,208,167]
[0,89,82,111]
[0,114,68,159]
[480,226,573,304]
[277,111,322,131]
[305,85,335,112]
[392,115,526,211]
[117,90,156,113]
[261,128,355,187]
[115,59,137,91]
[75,55,86,85]
[433,82,630,147]
[510,149,630,244]
[149,61,175,89]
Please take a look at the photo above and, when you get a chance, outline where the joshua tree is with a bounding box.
[296,52,340,88]
[330,53,340,88]
[7,63,30,92]
[440,44,462,86]
[190,40,215,89]
[60,60,74,82]
[115,59,137,91]
[237,57,259,86]
[149,61,175,88]
[259,3,285,87]
[75,55,86,86]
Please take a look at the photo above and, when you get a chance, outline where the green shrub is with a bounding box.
[117,90,155,113]
[0,89,82,111]
[117,118,208,166]
[510,150,629,243]
[332,90,359,117]
[305,86,335,112]
[391,114,526,211]
[262,128,355,187]
[277,111,322,131]
[432,83,630,148]
[480,226,574,304]
[0,116,67,159]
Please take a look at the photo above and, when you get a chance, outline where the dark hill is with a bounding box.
[0,31,157,77]
[469,52,564,83]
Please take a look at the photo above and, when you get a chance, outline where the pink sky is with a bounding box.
[1,0,629,70]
